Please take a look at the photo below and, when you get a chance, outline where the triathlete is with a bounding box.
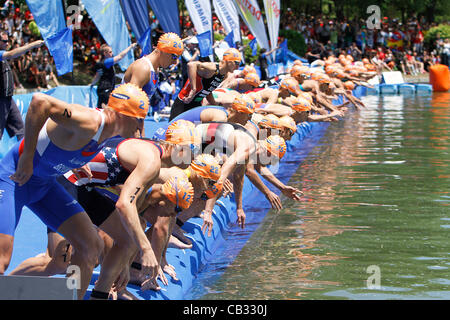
[169,48,242,120]
[0,83,149,299]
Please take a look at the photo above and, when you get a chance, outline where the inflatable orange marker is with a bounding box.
[429,64,450,92]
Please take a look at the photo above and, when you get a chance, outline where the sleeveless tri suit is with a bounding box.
[57,137,163,227]
[0,110,114,236]
[169,63,225,121]
[152,106,228,141]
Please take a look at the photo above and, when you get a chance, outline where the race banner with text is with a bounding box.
[233,0,269,50]
[82,0,133,71]
[185,0,212,40]
[212,0,241,44]
[263,0,281,60]
[185,0,213,60]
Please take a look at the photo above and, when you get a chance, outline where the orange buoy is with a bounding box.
[429,64,450,92]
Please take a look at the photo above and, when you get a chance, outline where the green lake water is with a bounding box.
[197,92,450,300]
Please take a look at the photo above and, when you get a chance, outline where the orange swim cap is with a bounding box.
[279,77,300,95]
[231,95,255,114]
[244,72,260,87]
[246,92,262,104]
[108,83,149,119]
[259,114,282,130]
[348,69,359,76]
[336,71,347,79]
[242,65,257,75]
[164,120,201,147]
[279,115,297,133]
[364,63,376,71]
[291,97,312,112]
[190,154,222,181]
[261,135,287,159]
[343,81,355,90]
[290,65,310,78]
[315,73,331,84]
[161,176,194,210]
[223,48,242,62]
[157,32,184,56]
[298,91,313,104]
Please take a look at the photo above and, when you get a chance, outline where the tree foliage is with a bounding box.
[424,24,450,48]
[279,29,307,57]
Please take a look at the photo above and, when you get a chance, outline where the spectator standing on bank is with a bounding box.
[180,37,200,86]
[90,43,137,108]
[442,38,450,67]
[412,26,424,54]
[330,22,338,51]
[0,31,43,141]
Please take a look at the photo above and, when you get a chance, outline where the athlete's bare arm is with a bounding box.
[115,143,162,280]
[10,94,102,185]
[124,59,151,89]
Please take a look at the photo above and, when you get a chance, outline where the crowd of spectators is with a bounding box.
[0,3,60,91]
[1,0,449,95]
[281,11,450,75]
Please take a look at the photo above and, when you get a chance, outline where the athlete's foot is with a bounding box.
[168,234,193,249]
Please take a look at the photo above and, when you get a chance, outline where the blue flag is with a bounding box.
[25,0,65,40]
[120,0,150,40]
[147,0,180,35]
[224,30,235,48]
[276,39,288,63]
[26,0,72,76]
[45,27,73,76]
[197,30,213,58]
[280,39,287,61]
[83,0,134,71]
[249,38,258,56]
[138,27,152,57]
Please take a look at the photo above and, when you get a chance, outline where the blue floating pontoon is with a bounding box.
[379,83,399,94]
[398,83,416,93]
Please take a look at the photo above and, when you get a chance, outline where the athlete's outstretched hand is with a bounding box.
[236,208,246,229]
[266,190,283,211]
[281,185,303,201]
[201,210,214,237]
